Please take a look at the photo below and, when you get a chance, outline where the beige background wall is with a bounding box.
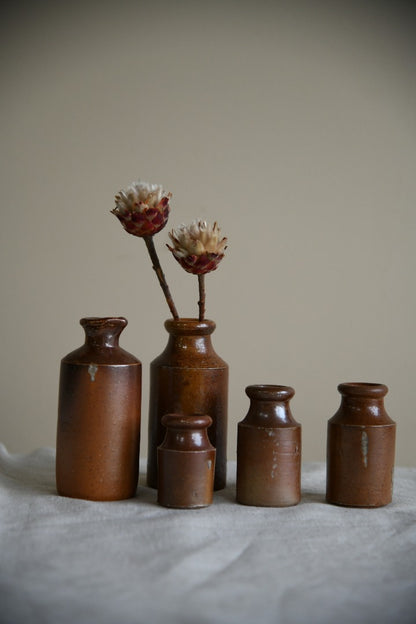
[1,0,415,465]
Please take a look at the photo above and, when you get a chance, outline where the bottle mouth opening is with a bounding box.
[165,318,216,335]
[338,382,388,397]
[80,317,127,328]
[245,384,295,400]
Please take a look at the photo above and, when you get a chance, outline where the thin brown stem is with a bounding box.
[144,236,179,319]
[198,273,206,321]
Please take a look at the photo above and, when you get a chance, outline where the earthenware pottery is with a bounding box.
[157,413,215,508]
[56,317,141,501]
[326,382,396,507]
[147,318,228,490]
[237,385,301,507]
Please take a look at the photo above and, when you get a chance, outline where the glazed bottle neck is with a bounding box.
[243,385,298,428]
[339,382,387,416]
[340,395,384,412]
[246,399,295,427]
[332,383,393,425]
[81,317,127,349]
[160,414,213,451]
[163,429,207,450]
[165,318,215,356]
[167,333,213,353]
[338,395,388,424]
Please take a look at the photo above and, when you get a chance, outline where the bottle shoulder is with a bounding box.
[151,344,228,369]
[328,406,395,426]
[61,345,141,365]
[240,406,300,428]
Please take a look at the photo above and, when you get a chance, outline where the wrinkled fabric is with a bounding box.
[0,443,415,624]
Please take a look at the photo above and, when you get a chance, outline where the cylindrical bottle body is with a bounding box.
[237,424,301,507]
[236,385,301,507]
[56,317,141,501]
[147,319,228,490]
[157,448,215,508]
[326,382,396,507]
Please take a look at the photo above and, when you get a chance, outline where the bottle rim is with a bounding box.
[245,384,295,400]
[80,317,127,328]
[338,382,388,397]
[165,318,216,336]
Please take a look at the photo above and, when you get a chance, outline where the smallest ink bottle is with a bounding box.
[157,414,216,509]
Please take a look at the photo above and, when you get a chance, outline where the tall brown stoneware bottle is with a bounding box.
[56,317,141,501]
[237,385,301,507]
[147,318,228,490]
[326,382,396,507]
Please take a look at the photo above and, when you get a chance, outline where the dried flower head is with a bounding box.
[167,219,227,274]
[112,180,171,237]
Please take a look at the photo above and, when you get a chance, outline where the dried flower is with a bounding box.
[111,181,227,322]
[111,180,179,318]
[167,219,227,321]
[167,220,227,275]
[112,180,171,238]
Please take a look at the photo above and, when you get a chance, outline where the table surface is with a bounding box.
[1,444,415,624]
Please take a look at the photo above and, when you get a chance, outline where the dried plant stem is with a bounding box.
[144,235,179,319]
[198,274,206,321]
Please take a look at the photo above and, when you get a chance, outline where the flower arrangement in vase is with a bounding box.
[112,180,229,489]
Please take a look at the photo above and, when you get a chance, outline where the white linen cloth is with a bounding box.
[0,443,415,624]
